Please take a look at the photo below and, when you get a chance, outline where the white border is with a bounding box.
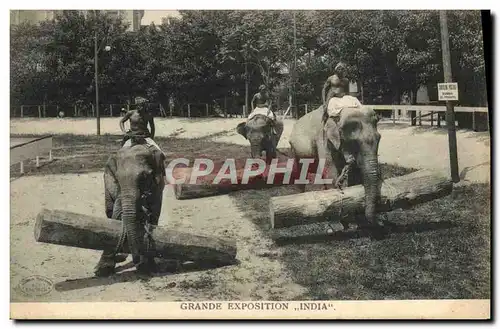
[3,1,497,327]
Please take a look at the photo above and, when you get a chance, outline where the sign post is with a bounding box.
[439,11,460,183]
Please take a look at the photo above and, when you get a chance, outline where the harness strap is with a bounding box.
[335,154,355,189]
[326,155,355,233]
[140,191,156,256]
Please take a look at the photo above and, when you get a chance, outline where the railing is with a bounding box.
[367,105,489,131]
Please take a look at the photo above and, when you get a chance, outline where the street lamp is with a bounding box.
[94,32,111,136]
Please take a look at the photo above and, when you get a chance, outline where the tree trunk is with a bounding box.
[269,169,453,229]
[34,208,237,266]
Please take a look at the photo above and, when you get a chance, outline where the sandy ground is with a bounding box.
[10,117,490,302]
[11,174,306,302]
[11,117,491,183]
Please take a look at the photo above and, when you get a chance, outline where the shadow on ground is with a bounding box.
[228,163,491,300]
[54,258,238,292]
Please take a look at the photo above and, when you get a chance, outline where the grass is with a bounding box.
[10,133,491,300]
[229,172,491,300]
[10,133,252,178]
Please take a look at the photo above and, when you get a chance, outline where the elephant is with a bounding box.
[288,103,384,233]
[236,114,284,163]
[94,135,166,277]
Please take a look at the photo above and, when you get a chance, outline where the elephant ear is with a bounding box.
[236,122,247,139]
[105,154,119,182]
[324,118,342,151]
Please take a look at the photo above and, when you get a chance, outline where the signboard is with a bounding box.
[438,82,459,101]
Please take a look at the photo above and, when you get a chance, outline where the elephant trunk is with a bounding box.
[250,141,262,159]
[120,187,144,265]
[362,154,381,226]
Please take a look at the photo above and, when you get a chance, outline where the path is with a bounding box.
[11,118,491,183]
[10,174,306,302]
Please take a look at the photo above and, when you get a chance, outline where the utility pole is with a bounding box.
[245,60,249,117]
[439,10,460,183]
[94,30,100,136]
[292,11,297,118]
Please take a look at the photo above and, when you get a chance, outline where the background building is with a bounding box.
[10,10,62,25]
[10,10,145,31]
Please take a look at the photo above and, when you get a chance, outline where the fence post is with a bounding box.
[74,105,77,117]
[38,105,42,118]
[430,112,434,126]
[419,111,422,126]
[305,104,308,114]
[43,104,47,117]
[472,111,476,131]
[20,105,24,118]
[224,96,227,118]
[206,103,209,117]
[188,104,191,118]
[169,104,173,117]
[392,109,396,124]
[110,104,113,117]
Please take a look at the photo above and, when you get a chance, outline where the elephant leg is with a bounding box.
[344,165,364,231]
[273,120,284,145]
[135,185,165,275]
[290,152,310,193]
[95,198,127,277]
[316,140,338,190]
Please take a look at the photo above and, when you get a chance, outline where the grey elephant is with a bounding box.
[289,104,383,232]
[94,136,166,277]
[236,114,284,163]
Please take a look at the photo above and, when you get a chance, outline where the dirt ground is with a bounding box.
[10,117,491,302]
[10,117,491,183]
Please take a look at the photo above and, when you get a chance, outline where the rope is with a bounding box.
[335,154,355,189]
[325,154,357,233]
[140,191,156,256]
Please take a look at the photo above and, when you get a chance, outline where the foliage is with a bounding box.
[10,10,488,115]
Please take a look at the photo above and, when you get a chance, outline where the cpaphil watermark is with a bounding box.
[17,275,54,297]
[165,157,335,185]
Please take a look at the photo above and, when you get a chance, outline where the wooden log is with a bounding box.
[170,155,294,200]
[34,208,237,266]
[171,166,276,200]
[269,169,453,229]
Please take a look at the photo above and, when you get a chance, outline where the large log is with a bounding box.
[34,208,237,266]
[172,167,277,200]
[269,169,453,229]
[171,155,294,200]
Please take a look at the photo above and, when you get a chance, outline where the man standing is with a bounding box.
[119,103,163,153]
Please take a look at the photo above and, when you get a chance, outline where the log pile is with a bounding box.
[269,169,453,229]
[34,208,237,266]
